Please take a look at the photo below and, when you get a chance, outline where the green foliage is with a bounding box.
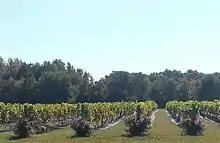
[166,101,205,136]
[71,118,93,137]
[30,121,47,134]
[13,118,32,138]
[1,57,220,106]
[124,105,153,136]
[13,118,48,138]
[125,117,151,136]
[179,119,204,136]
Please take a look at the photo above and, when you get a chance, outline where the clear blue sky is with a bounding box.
[0,0,220,80]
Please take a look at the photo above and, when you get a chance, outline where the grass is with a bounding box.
[1,109,220,143]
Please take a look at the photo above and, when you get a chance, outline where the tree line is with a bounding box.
[0,57,219,107]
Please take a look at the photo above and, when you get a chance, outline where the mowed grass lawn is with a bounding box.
[1,109,220,143]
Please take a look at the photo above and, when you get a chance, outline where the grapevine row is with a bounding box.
[199,101,220,123]
[0,101,157,127]
[166,100,220,121]
[165,101,204,135]
[166,101,200,116]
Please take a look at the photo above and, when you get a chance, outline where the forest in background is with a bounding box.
[0,57,219,107]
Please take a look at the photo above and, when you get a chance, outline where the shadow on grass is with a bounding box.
[8,126,63,141]
[8,136,21,141]
[68,134,91,139]
[0,129,11,133]
[178,132,204,137]
[120,133,150,138]
[8,135,32,141]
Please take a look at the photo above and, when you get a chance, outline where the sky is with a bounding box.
[0,0,220,80]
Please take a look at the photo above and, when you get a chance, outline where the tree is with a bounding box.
[0,56,220,104]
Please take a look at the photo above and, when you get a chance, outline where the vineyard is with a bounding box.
[0,101,157,125]
[166,100,220,124]
[1,101,220,142]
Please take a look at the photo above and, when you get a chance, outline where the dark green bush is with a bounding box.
[30,121,47,134]
[179,118,204,136]
[71,118,93,137]
[125,116,151,136]
[13,118,32,138]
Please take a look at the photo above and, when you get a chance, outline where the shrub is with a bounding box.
[125,116,151,136]
[71,118,93,137]
[30,121,47,134]
[13,118,33,138]
[124,105,152,136]
[179,117,204,136]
